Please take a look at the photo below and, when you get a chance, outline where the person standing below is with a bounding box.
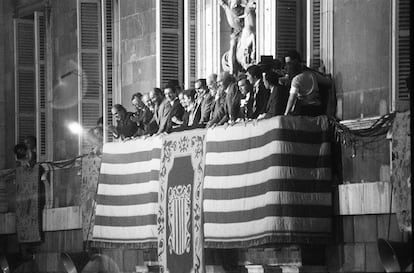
[283,50,332,116]
[246,65,270,119]
[108,104,138,140]
[257,70,288,119]
[195,78,214,126]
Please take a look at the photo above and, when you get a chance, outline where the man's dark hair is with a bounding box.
[284,50,302,62]
[14,143,27,159]
[152,87,164,97]
[183,89,197,101]
[164,85,177,95]
[24,135,36,147]
[237,72,247,81]
[272,58,282,70]
[164,79,180,92]
[113,104,127,114]
[131,92,143,101]
[246,65,262,79]
[263,71,280,86]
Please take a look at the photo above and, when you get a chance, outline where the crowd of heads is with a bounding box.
[106,50,331,141]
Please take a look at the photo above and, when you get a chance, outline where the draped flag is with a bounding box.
[391,111,411,232]
[81,154,101,241]
[15,165,43,243]
[91,137,162,248]
[158,130,205,273]
[203,116,332,248]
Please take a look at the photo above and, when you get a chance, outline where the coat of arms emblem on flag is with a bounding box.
[158,130,205,273]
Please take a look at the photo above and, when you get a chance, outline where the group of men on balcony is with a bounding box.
[107,50,332,141]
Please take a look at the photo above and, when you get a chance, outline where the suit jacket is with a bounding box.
[199,93,214,124]
[251,80,270,119]
[156,99,172,134]
[115,112,139,139]
[264,84,289,118]
[168,98,185,131]
[133,106,154,136]
[239,90,254,120]
[208,93,227,126]
[222,82,242,123]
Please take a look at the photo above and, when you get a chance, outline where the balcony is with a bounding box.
[0,113,409,272]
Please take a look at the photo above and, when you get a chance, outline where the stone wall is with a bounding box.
[119,0,157,111]
[333,0,392,183]
[334,0,391,120]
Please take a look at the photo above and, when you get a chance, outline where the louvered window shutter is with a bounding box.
[14,19,36,144]
[34,11,47,161]
[276,0,298,60]
[184,0,197,88]
[102,0,113,142]
[307,0,321,70]
[78,0,103,153]
[396,0,410,110]
[158,0,184,88]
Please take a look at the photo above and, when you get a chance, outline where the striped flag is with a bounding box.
[203,116,332,248]
[91,137,162,248]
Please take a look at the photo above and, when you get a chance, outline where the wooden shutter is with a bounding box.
[184,0,197,88]
[158,0,184,88]
[14,19,36,144]
[102,0,113,142]
[307,0,321,70]
[276,0,298,60]
[396,0,410,110]
[35,11,47,161]
[78,0,102,153]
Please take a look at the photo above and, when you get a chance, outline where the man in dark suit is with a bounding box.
[195,78,214,126]
[246,65,270,119]
[108,104,139,140]
[207,83,227,128]
[164,86,185,131]
[223,72,242,125]
[141,92,159,135]
[260,70,289,118]
[131,92,154,136]
[237,74,254,120]
[149,87,171,135]
[209,71,241,126]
